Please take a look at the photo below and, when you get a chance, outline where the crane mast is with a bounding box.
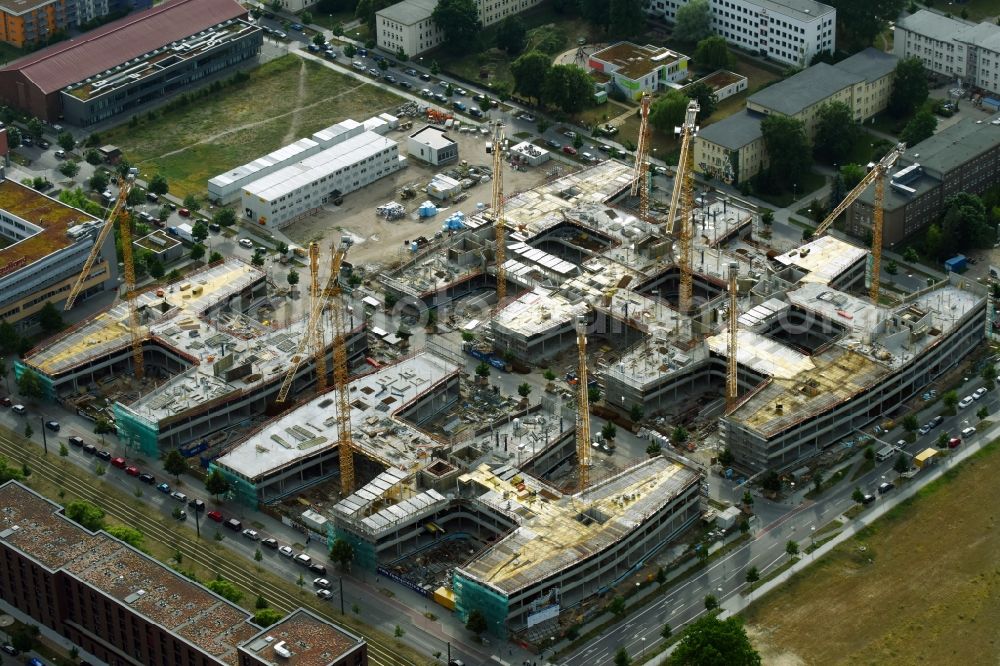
[309,243,328,394]
[491,121,507,308]
[575,316,591,491]
[726,262,739,413]
[812,143,906,302]
[330,257,355,495]
[665,101,700,314]
[631,93,653,224]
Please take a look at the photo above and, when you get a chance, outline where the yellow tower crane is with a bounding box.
[812,143,906,302]
[726,262,739,414]
[309,243,329,395]
[490,120,508,308]
[630,92,653,224]
[65,174,144,379]
[665,101,700,314]
[575,315,592,491]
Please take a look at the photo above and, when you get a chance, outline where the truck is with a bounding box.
[174,223,194,243]
[463,343,506,370]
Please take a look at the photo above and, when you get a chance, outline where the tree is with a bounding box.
[0,456,25,484]
[685,81,717,118]
[609,0,644,38]
[10,626,38,653]
[852,486,865,504]
[647,442,662,456]
[937,431,950,448]
[517,382,532,398]
[254,608,284,627]
[38,301,65,333]
[251,250,265,267]
[672,425,689,443]
[903,246,920,262]
[924,223,944,260]
[343,44,357,58]
[90,170,109,193]
[148,257,165,280]
[669,615,761,666]
[745,565,760,591]
[786,540,799,556]
[542,64,593,114]
[164,449,187,481]
[833,0,905,52]
[695,36,735,69]
[602,421,617,440]
[903,414,918,436]
[840,163,865,189]
[630,404,644,422]
[813,101,857,164]
[475,362,491,379]
[430,60,440,75]
[580,0,610,28]
[589,386,602,403]
[760,209,774,229]
[496,15,526,55]
[864,445,875,462]
[213,207,236,227]
[205,468,230,500]
[191,221,209,243]
[614,647,632,666]
[943,390,959,413]
[147,173,169,195]
[106,525,144,549]
[674,0,713,43]
[894,454,909,474]
[943,193,993,254]
[979,405,990,420]
[901,109,937,146]
[190,243,206,262]
[7,126,22,148]
[66,500,105,531]
[608,595,626,616]
[889,57,929,118]
[742,490,754,507]
[886,259,899,275]
[543,368,557,381]
[18,367,46,400]
[330,537,354,570]
[377,59,389,71]
[207,578,243,603]
[703,594,719,611]
[57,131,75,152]
[23,423,33,439]
[26,118,43,139]
[761,470,781,494]
[649,89,689,133]
[58,161,80,178]
[981,363,996,390]
[287,269,300,287]
[432,0,480,53]
[465,608,487,635]
[761,114,811,193]
[662,622,673,639]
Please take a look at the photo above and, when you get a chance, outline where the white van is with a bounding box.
[352,61,365,71]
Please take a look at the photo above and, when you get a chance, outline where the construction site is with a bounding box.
[12,99,990,642]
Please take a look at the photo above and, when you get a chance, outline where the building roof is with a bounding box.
[590,42,686,80]
[239,609,363,665]
[0,178,100,272]
[757,0,835,23]
[0,482,260,665]
[696,111,763,150]
[409,125,455,150]
[834,47,898,83]
[748,63,861,116]
[956,20,1000,51]
[896,9,972,43]
[376,0,437,25]
[0,0,247,94]
[0,0,56,16]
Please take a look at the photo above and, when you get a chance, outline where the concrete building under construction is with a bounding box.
[17,258,367,457]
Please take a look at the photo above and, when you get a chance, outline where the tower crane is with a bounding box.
[65,174,144,380]
[630,92,653,224]
[665,101,700,314]
[811,143,906,302]
[490,120,508,309]
[575,315,591,491]
[309,243,328,395]
[726,262,739,414]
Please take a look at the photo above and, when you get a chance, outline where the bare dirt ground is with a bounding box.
[282,127,564,267]
[743,441,1000,665]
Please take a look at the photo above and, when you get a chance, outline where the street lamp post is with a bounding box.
[40,417,48,455]
[339,577,345,615]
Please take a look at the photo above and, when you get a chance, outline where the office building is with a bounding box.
[407,125,458,165]
[588,42,689,100]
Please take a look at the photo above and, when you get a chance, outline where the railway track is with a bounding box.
[0,432,417,666]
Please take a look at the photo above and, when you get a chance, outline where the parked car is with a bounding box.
[351,60,364,72]
[294,553,313,566]
[96,449,111,460]
[111,456,127,469]
[125,466,140,477]
[959,395,975,409]
[45,420,60,431]
[546,140,561,149]
[175,510,187,521]
[948,437,962,449]
[452,101,466,112]
[224,518,242,531]
[11,404,25,414]
[139,472,156,484]
[962,426,977,438]
[324,50,338,60]
[316,589,333,599]
[55,149,66,159]
[419,73,431,81]
[68,436,84,447]
[156,482,171,493]
[290,22,303,30]
[262,538,279,549]
[309,562,327,575]
[564,130,577,139]
[518,113,535,122]
[208,223,221,233]
[0,396,10,406]
[313,577,332,589]
[278,545,295,557]
[404,68,418,76]
[238,238,254,249]
[207,510,224,522]
[384,75,396,84]
[146,192,159,203]
[242,528,260,540]
[562,146,577,155]
[368,68,380,78]
[470,108,483,118]
[307,44,320,52]
[861,493,876,505]
[1,643,18,655]
[399,81,413,90]
[178,208,190,217]
[84,444,99,456]
[170,491,188,502]
[878,481,895,494]
[973,387,988,400]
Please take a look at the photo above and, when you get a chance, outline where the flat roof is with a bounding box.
[757,0,835,22]
[209,138,320,189]
[239,609,362,665]
[0,178,100,271]
[591,42,686,80]
[243,131,396,202]
[1,0,248,94]
[0,0,55,16]
[772,235,867,285]
[748,63,861,116]
[376,0,437,24]
[896,9,972,43]
[134,229,182,253]
[0,482,259,665]
[833,47,898,84]
[696,111,763,151]
[956,20,1000,50]
[409,125,455,150]
[455,458,699,595]
[215,352,460,481]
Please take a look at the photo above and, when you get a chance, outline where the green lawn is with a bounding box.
[755,171,828,208]
[954,0,1000,21]
[310,11,356,29]
[99,56,403,198]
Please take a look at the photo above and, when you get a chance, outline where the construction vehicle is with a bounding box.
[665,101,700,314]
[64,174,144,380]
[812,143,906,302]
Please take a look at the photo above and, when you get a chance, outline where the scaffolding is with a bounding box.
[453,571,509,639]
[113,403,161,458]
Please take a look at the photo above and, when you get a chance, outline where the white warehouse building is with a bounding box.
[377,0,544,56]
[241,131,405,229]
[646,0,836,67]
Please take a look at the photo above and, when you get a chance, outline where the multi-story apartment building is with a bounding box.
[75,0,149,26]
[646,0,836,67]
[894,9,1000,97]
[376,0,543,56]
[849,113,1000,245]
[0,481,367,666]
[0,0,75,47]
[695,49,897,184]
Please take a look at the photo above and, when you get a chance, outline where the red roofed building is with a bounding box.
[0,0,261,125]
